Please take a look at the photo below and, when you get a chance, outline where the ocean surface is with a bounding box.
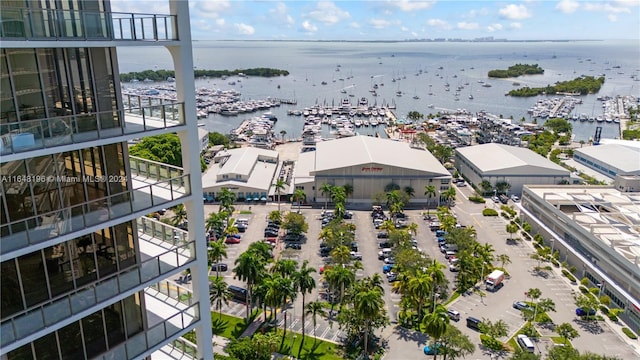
[117,40,640,141]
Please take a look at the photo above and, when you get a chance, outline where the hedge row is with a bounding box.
[562,269,577,282]
[622,328,638,339]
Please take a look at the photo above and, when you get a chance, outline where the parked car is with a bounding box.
[511,195,520,202]
[492,196,500,203]
[576,308,596,316]
[225,237,241,244]
[377,232,389,239]
[423,343,441,355]
[283,233,303,242]
[342,211,354,219]
[513,301,531,311]
[447,309,460,321]
[350,252,363,260]
[386,272,398,282]
[382,264,394,273]
[264,230,279,237]
[264,237,277,244]
[210,263,228,272]
[378,241,391,249]
[285,243,302,250]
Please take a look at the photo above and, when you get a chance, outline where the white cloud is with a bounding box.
[427,19,452,30]
[301,20,318,33]
[487,23,503,32]
[307,1,350,25]
[216,19,225,27]
[463,8,489,18]
[608,14,618,22]
[583,2,632,14]
[556,0,580,14]
[234,23,255,35]
[349,22,361,29]
[457,22,479,30]
[110,0,169,14]
[509,22,522,29]
[411,32,418,37]
[498,4,532,20]
[369,18,392,29]
[192,0,231,19]
[392,0,436,12]
[401,26,409,32]
[269,2,295,26]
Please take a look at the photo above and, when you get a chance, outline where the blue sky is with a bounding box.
[111,1,640,40]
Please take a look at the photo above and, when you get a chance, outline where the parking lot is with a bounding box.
[203,189,639,359]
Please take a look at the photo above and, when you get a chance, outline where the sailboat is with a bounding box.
[413,88,420,99]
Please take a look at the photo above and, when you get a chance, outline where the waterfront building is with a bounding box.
[0,1,213,359]
[520,184,640,333]
[294,135,451,205]
[202,147,279,201]
[455,143,570,195]
[573,143,640,180]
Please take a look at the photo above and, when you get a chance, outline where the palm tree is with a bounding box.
[497,254,511,269]
[442,187,457,208]
[404,186,415,200]
[272,179,286,212]
[272,259,298,277]
[217,188,236,219]
[424,185,437,215]
[305,301,327,345]
[422,304,450,360]
[426,259,447,311]
[208,240,227,278]
[280,129,287,141]
[294,260,316,357]
[324,265,354,309]
[354,286,385,358]
[171,204,187,227]
[292,188,306,212]
[330,245,352,266]
[320,183,333,209]
[343,183,354,203]
[209,276,231,319]
[408,273,432,320]
[205,211,225,240]
[233,251,265,321]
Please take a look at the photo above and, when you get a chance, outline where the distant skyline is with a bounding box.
[111,1,640,41]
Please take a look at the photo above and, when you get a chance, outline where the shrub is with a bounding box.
[469,195,486,203]
[480,334,505,352]
[501,212,510,219]
[580,278,589,286]
[551,258,560,267]
[483,208,498,216]
[589,287,600,296]
[607,313,618,322]
[599,305,609,314]
[579,286,589,294]
[562,269,577,282]
[599,295,611,306]
[622,328,638,340]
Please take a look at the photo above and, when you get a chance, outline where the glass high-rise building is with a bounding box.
[0,1,213,358]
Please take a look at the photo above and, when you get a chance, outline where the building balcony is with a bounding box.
[0,220,195,352]
[0,7,177,42]
[96,288,200,360]
[1,173,190,256]
[0,103,185,158]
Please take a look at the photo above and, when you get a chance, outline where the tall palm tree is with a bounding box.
[205,211,225,240]
[277,275,296,349]
[354,287,385,358]
[272,259,298,278]
[209,276,231,320]
[217,188,236,219]
[426,259,447,312]
[324,265,354,310]
[497,254,511,269]
[442,187,457,208]
[171,204,187,227]
[280,129,287,141]
[404,186,415,200]
[330,245,352,266]
[422,304,450,360]
[343,183,354,203]
[292,188,306,212]
[408,273,432,320]
[272,179,287,212]
[233,251,265,321]
[424,185,437,216]
[208,240,227,278]
[294,260,316,357]
[320,183,333,209]
[305,301,327,345]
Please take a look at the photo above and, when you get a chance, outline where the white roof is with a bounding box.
[202,147,278,192]
[456,143,569,176]
[313,136,449,176]
[214,147,278,177]
[575,144,640,175]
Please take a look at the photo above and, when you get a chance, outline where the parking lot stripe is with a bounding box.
[320,327,331,338]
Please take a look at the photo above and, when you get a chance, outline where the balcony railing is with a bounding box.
[131,156,184,184]
[98,302,200,360]
[137,217,188,248]
[0,103,185,156]
[0,241,195,350]
[0,7,177,41]
[1,174,190,256]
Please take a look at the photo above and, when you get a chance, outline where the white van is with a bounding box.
[378,248,392,260]
[517,334,535,353]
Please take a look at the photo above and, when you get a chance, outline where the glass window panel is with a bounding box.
[33,332,59,360]
[104,300,126,349]
[1,259,24,317]
[90,48,117,114]
[7,49,45,122]
[44,241,74,297]
[1,50,17,123]
[37,49,71,119]
[94,228,117,278]
[3,160,36,222]
[82,310,106,358]
[72,234,97,287]
[123,293,144,337]
[67,48,94,114]
[25,154,57,216]
[58,150,85,208]
[18,251,49,307]
[58,321,85,359]
[6,343,34,360]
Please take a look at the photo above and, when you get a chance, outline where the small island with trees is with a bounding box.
[487,64,544,78]
[507,76,605,97]
[120,68,289,82]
